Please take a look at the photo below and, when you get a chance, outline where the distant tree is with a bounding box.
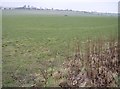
[28,5,30,8]
[65,9,68,11]
[23,5,26,9]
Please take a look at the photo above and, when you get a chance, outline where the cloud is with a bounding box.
[1,0,119,2]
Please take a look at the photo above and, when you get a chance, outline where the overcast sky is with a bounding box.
[1,0,119,13]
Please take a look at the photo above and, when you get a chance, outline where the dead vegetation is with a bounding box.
[59,38,119,87]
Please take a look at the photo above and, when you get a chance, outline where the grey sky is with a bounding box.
[1,0,119,13]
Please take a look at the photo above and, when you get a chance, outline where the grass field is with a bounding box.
[2,10,118,87]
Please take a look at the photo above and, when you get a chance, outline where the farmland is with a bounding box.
[2,10,118,87]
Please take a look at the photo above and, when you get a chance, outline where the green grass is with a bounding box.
[2,10,118,87]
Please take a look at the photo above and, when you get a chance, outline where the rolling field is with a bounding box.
[2,10,118,87]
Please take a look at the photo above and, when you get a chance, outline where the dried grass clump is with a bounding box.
[59,38,119,88]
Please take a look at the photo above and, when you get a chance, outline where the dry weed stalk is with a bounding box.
[60,37,119,88]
